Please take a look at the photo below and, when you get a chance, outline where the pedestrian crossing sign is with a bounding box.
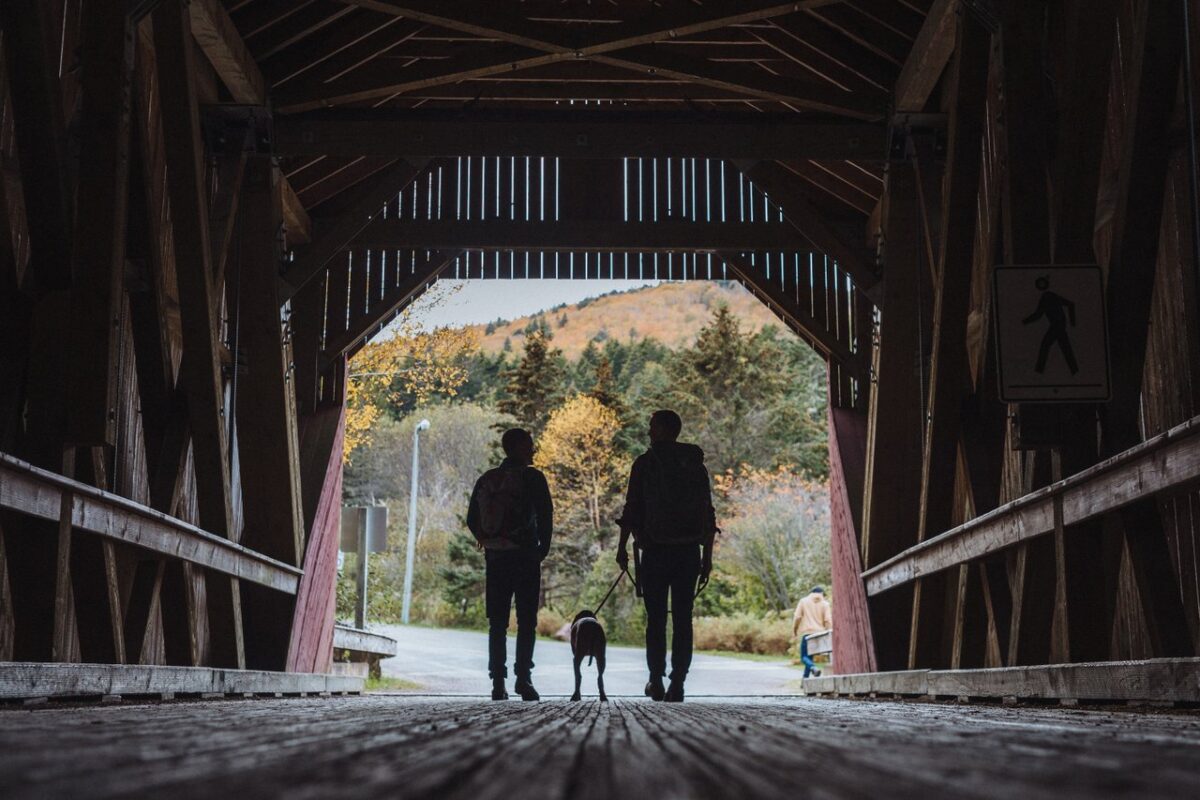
[993,264,1110,402]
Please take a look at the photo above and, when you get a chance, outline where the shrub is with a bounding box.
[537,607,570,638]
[692,612,793,655]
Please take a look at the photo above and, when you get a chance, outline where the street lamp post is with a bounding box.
[401,419,430,624]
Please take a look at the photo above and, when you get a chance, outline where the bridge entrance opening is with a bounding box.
[341,274,839,697]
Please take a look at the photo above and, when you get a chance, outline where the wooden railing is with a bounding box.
[862,416,1200,596]
[0,453,301,593]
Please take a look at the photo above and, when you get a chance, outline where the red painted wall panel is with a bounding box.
[286,406,345,673]
[828,406,878,674]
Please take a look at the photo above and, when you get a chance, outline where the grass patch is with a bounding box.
[364,675,424,692]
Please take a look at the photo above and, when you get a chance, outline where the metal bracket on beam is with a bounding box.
[201,105,272,156]
[888,113,948,162]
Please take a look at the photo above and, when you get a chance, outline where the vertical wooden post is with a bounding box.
[54,0,138,668]
[1098,0,1192,659]
[234,156,305,566]
[52,449,77,662]
[236,156,307,669]
[65,5,135,447]
[862,160,926,670]
[910,10,991,669]
[863,162,925,568]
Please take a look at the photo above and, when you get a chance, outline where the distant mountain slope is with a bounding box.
[466,281,791,359]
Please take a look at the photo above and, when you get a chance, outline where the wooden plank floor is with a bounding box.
[2,696,1200,798]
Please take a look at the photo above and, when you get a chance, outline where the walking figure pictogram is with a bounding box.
[1023,276,1078,375]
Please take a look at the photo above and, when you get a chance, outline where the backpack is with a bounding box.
[639,446,711,545]
[473,466,535,550]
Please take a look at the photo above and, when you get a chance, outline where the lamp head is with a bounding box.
[416,419,431,433]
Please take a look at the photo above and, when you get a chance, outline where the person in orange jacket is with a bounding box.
[793,586,832,678]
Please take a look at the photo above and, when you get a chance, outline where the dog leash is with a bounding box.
[593,566,634,615]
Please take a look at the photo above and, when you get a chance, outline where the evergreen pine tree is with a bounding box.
[665,305,787,474]
[497,331,567,436]
[441,530,486,620]
[589,356,624,412]
[575,340,602,390]
[590,355,640,455]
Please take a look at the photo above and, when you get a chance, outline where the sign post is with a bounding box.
[993,265,1110,402]
[340,505,388,628]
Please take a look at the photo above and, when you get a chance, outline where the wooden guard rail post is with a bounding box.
[863,415,1200,597]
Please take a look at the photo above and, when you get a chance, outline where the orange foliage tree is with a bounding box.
[344,307,479,460]
[534,394,628,605]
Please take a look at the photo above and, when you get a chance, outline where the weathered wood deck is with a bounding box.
[2,696,1199,798]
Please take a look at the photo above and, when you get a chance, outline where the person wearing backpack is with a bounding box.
[466,428,554,702]
[616,409,716,703]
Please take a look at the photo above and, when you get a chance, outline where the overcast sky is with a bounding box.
[401,279,659,329]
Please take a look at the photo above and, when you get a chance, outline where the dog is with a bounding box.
[569,609,608,702]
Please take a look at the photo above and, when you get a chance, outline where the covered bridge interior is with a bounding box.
[2,0,1200,796]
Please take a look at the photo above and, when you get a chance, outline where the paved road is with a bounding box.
[375,624,803,696]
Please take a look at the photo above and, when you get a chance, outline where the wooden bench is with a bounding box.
[332,625,398,680]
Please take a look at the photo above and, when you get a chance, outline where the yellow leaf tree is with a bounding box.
[534,394,628,605]
[344,314,479,460]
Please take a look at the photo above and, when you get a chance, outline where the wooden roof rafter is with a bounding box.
[275,0,888,119]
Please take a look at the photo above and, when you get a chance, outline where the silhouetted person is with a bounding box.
[1023,276,1079,375]
[793,586,832,678]
[467,428,553,701]
[617,410,716,703]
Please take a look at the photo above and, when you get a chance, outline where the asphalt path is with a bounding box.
[375,624,803,697]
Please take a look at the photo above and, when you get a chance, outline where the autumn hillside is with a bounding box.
[466,281,790,359]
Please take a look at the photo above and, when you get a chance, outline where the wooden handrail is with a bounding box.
[0,453,302,593]
[862,416,1200,595]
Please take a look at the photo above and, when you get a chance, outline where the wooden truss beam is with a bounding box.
[188,0,265,104]
[909,10,990,669]
[321,249,460,362]
[280,158,429,299]
[590,47,885,120]
[893,0,958,112]
[343,0,845,52]
[1101,0,1190,658]
[65,7,135,447]
[282,1,883,119]
[0,0,72,290]
[913,12,989,551]
[718,251,864,376]
[0,454,301,593]
[274,111,885,161]
[153,1,235,540]
[863,415,1200,597]
[350,219,816,253]
[732,159,881,300]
